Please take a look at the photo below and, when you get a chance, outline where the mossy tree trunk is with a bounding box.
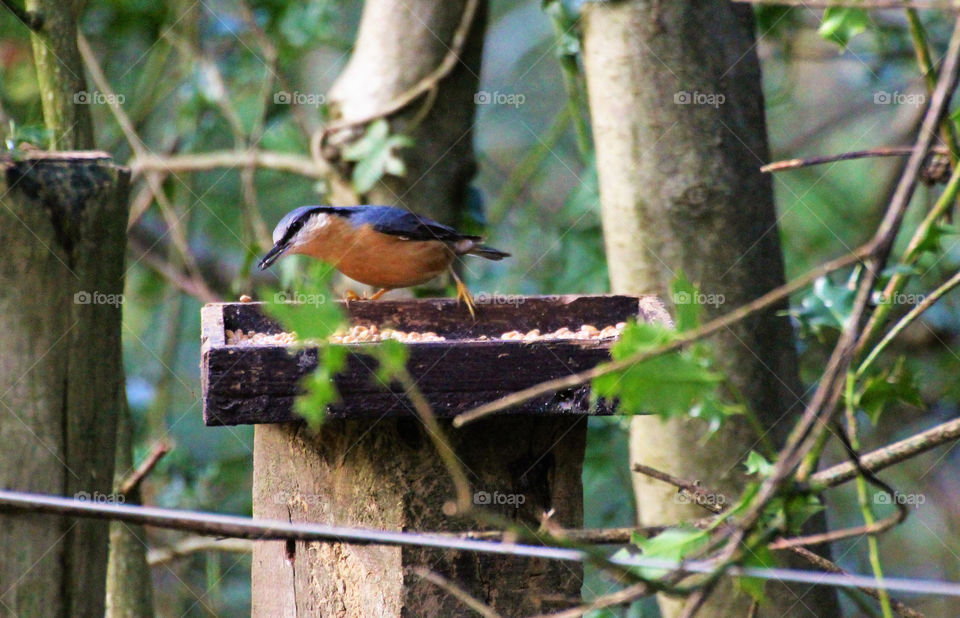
[24,0,94,149]
[0,152,128,616]
[581,3,840,616]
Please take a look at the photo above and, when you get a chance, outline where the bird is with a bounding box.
[258,205,510,317]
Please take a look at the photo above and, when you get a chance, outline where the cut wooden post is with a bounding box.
[0,152,129,616]
[201,296,669,615]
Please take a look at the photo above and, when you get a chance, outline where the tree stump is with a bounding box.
[201,296,669,616]
[0,152,129,616]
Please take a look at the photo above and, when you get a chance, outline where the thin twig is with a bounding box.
[761,146,948,173]
[533,582,651,618]
[632,463,725,513]
[118,440,171,496]
[789,547,924,618]
[130,150,327,179]
[0,0,42,30]
[732,0,960,7]
[452,248,869,427]
[411,567,502,618]
[147,536,253,566]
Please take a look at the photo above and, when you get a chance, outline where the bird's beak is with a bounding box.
[258,242,289,270]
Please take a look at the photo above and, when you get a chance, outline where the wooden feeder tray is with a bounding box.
[201,295,669,426]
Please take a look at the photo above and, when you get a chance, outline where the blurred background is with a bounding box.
[2,1,959,615]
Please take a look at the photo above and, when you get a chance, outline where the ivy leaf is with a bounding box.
[592,322,724,420]
[744,451,773,477]
[633,526,710,579]
[342,119,414,194]
[818,8,869,47]
[856,357,924,424]
[670,271,701,333]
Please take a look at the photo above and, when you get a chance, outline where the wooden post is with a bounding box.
[0,152,129,616]
[202,296,669,615]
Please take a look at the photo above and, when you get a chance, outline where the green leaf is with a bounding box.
[294,345,347,430]
[593,323,724,420]
[744,451,773,477]
[914,223,959,255]
[371,339,409,387]
[261,262,348,429]
[342,119,414,194]
[818,8,869,47]
[856,357,924,424]
[735,544,775,603]
[634,526,710,579]
[670,271,701,333]
[789,275,855,340]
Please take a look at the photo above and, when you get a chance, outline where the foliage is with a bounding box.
[592,274,743,433]
[341,119,414,194]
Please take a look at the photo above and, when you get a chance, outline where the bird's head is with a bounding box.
[258,206,339,270]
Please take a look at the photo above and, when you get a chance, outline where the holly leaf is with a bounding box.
[914,223,959,255]
[342,119,414,194]
[735,544,775,603]
[670,271,701,333]
[818,8,869,47]
[592,322,724,420]
[744,451,773,477]
[634,526,710,579]
[856,357,924,424]
[788,276,855,341]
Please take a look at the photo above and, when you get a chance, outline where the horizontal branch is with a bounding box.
[761,146,949,173]
[129,150,328,179]
[147,536,253,566]
[733,0,960,8]
[810,417,960,489]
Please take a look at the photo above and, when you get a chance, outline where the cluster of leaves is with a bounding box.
[591,274,744,434]
[261,259,409,429]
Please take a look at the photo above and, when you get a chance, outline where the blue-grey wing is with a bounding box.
[351,206,479,242]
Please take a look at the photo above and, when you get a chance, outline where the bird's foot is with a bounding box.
[449,269,477,319]
[343,289,361,303]
[368,288,389,301]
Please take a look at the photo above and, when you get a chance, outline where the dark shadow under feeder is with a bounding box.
[199,295,668,616]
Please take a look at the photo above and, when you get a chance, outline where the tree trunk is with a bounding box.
[24,0,94,149]
[0,152,128,616]
[105,400,155,618]
[581,3,839,616]
[325,0,485,229]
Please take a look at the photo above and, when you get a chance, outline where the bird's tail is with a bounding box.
[468,245,511,261]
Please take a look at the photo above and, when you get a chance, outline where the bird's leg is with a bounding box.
[343,289,361,302]
[449,267,476,319]
[368,288,389,301]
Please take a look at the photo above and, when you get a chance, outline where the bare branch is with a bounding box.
[118,441,171,497]
[411,567,502,618]
[129,151,327,180]
[147,536,253,566]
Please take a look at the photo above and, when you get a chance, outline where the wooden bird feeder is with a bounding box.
[200,295,668,616]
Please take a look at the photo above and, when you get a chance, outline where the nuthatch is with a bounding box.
[258,205,510,316]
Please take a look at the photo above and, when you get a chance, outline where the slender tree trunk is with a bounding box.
[582,3,839,616]
[25,0,94,149]
[105,400,155,618]
[0,152,128,616]
[325,0,485,229]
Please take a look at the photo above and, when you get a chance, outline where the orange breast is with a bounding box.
[296,220,454,288]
